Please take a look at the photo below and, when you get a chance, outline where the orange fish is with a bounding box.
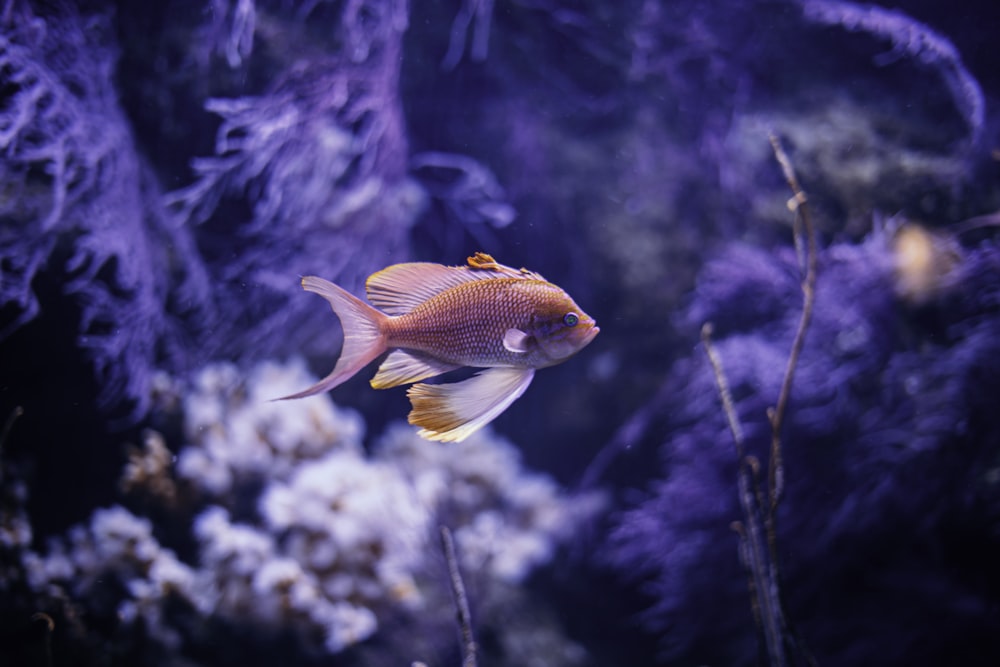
[282,252,599,441]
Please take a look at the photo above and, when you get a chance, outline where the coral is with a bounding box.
[207,0,257,68]
[440,0,494,69]
[374,423,605,584]
[176,358,365,496]
[607,233,1000,665]
[1,0,433,417]
[802,0,985,148]
[165,0,429,363]
[0,4,210,415]
[723,100,974,229]
[3,1,998,664]
[18,358,602,659]
[411,151,517,236]
[22,505,199,649]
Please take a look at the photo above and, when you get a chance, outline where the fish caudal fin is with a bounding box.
[277,276,388,400]
[407,367,535,442]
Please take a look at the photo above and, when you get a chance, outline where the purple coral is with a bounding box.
[0,5,209,416]
[802,0,985,148]
[1,0,431,415]
[165,0,428,363]
[608,233,1000,665]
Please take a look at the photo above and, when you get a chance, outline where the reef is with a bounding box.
[2,0,999,665]
[3,358,602,664]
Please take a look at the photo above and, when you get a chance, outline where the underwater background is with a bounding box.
[2,0,999,665]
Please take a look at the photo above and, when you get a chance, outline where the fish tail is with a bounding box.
[277,276,388,400]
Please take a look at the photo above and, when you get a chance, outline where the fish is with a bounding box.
[281,252,599,442]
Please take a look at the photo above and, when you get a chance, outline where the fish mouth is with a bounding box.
[583,325,600,346]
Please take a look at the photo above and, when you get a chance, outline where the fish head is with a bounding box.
[526,287,600,365]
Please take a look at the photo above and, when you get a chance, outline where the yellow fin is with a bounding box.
[406,367,535,442]
[370,350,460,389]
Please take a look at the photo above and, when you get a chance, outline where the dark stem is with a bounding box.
[699,134,820,667]
[703,327,788,667]
[766,133,817,515]
[439,525,477,667]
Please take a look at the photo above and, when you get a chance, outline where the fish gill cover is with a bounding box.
[0,0,999,666]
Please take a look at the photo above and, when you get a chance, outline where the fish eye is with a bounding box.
[563,312,579,327]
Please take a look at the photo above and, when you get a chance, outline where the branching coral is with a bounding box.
[207,0,257,68]
[165,0,428,363]
[175,358,365,495]
[802,0,985,149]
[0,4,210,415]
[2,0,435,417]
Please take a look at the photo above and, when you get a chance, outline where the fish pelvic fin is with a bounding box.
[406,367,535,442]
[370,350,460,389]
[277,276,388,400]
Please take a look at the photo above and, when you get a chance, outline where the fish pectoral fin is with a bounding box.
[407,367,535,442]
[502,328,531,354]
[371,350,460,389]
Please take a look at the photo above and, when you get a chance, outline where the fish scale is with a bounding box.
[389,279,561,367]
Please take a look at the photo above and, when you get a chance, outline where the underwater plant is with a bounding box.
[0,0,433,418]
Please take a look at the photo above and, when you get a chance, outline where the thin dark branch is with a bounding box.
[766,133,821,667]
[703,327,788,667]
[766,133,817,514]
[701,324,746,458]
[700,134,820,667]
[439,525,477,667]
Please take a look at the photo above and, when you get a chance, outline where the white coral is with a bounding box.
[23,504,199,647]
[21,357,604,655]
[373,422,604,582]
[177,358,365,495]
[261,450,428,609]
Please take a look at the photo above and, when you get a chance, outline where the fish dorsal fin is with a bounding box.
[407,367,536,442]
[366,263,473,315]
[366,253,544,315]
